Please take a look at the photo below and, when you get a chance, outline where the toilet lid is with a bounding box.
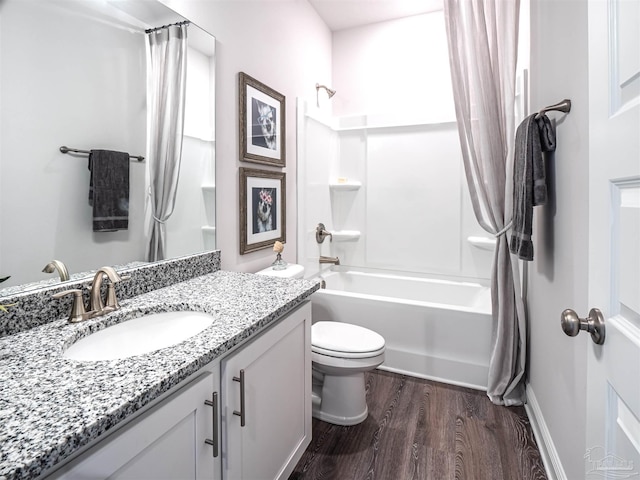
[312,321,385,354]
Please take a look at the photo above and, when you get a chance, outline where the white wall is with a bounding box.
[161,0,332,272]
[0,1,148,287]
[527,1,589,478]
[332,13,455,120]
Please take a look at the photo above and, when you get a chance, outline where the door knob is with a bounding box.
[560,308,606,345]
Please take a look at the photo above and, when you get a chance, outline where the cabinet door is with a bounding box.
[47,368,221,480]
[221,302,312,480]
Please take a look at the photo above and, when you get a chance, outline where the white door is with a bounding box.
[583,0,640,478]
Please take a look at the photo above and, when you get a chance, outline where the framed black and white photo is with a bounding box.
[239,72,286,167]
[239,167,286,254]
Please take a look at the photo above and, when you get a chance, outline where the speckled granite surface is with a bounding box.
[0,251,221,337]
[0,270,319,480]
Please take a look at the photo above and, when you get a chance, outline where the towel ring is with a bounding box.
[536,99,571,118]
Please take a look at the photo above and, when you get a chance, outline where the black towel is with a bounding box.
[509,113,556,261]
[88,149,130,232]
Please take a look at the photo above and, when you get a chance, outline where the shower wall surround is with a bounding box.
[297,10,493,282]
[297,104,493,282]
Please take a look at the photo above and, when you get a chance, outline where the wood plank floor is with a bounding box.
[289,370,547,480]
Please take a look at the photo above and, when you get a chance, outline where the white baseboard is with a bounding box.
[525,385,567,480]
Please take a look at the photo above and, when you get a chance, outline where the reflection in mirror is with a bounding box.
[0,0,215,292]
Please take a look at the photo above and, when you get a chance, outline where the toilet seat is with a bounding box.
[312,321,385,357]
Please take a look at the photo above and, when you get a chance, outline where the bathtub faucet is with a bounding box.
[316,223,332,244]
[319,256,340,265]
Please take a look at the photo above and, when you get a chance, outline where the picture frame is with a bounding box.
[239,167,286,254]
[238,72,286,167]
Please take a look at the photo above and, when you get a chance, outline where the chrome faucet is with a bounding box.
[52,266,129,323]
[42,260,70,282]
[319,256,340,265]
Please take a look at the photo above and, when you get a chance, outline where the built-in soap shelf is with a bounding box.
[327,180,361,242]
[467,236,496,250]
[201,184,216,193]
[329,180,361,191]
[330,230,361,242]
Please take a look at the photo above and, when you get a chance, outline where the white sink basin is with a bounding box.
[63,311,214,361]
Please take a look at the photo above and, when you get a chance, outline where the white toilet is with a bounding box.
[256,263,386,426]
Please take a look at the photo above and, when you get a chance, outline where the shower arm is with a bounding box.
[315,83,336,107]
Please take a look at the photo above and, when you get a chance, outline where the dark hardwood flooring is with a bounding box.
[289,370,547,480]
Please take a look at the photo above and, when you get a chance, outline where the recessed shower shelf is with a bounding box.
[331,230,361,242]
[201,226,216,234]
[201,185,216,193]
[329,180,361,191]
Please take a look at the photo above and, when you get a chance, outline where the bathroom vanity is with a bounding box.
[0,264,318,480]
[47,302,311,480]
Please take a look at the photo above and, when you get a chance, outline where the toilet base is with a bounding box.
[311,371,369,426]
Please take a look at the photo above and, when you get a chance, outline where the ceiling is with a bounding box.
[308,0,443,31]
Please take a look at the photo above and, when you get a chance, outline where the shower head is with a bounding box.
[316,83,336,98]
[316,83,336,106]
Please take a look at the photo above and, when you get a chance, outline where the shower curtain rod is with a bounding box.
[537,99,571,117]
[145,20,190,34]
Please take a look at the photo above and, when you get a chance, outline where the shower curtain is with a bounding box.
[443,0,526,405]
[145,23,188,262]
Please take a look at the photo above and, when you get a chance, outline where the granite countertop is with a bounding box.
[0,271,319,480]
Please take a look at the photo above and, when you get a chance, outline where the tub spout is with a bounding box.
[319,256,340,265]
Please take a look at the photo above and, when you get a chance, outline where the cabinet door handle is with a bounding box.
[204,392,219,457]
[233,369,246,427]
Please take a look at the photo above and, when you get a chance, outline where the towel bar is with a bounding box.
[59,146,144,162]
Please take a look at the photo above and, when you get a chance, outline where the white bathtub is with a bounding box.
[310,268,493,390]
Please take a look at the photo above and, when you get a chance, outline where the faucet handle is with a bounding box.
[316,223,333,244]
[52,289,87,323]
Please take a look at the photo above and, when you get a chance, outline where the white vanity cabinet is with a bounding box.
[221,301,312,480]
[43,301,311,480]
[47,366,221,480]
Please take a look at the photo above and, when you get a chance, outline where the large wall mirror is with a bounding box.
[0,0,216,291]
